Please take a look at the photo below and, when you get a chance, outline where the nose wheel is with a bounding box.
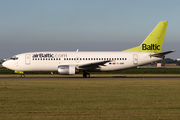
[83,72,90,78]
[21,74,25,78]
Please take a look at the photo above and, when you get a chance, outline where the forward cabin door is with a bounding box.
[25,54,31,65]
[133,54,138,65]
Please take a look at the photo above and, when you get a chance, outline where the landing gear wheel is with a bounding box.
[83,73,90,78]
[21,74,25,78]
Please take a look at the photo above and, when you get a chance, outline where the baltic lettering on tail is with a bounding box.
[142,44,160,50]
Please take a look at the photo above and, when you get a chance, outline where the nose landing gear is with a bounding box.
[21,74,25,78]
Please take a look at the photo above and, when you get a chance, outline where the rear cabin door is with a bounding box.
[25,54,31,65]
[133,54,138,65]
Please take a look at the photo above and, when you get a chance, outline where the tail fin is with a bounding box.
[123,21,168,53]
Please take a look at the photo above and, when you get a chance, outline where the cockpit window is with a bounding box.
[10,56,18,60]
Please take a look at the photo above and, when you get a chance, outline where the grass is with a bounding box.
[0,78,180,120]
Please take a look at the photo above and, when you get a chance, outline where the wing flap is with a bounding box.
[78,60,110,69]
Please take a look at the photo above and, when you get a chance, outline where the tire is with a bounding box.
[21,74,25,78]
[83,73,90,78]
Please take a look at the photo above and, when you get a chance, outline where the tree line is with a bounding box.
[0,59,4,64]
[158,58,180,65]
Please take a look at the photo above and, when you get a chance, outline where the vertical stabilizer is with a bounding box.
[123,21,168,53]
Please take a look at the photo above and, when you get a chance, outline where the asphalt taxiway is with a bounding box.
[0,77,180,80]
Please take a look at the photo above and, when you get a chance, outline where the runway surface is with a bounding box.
[0,77,180,80]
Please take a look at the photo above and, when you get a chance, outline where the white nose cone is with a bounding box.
[2,61,7,68]
[2,60,13,70]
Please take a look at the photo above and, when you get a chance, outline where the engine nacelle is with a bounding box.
[58,65,76,75]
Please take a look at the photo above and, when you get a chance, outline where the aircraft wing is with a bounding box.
[150,50,175,57]
[78,60,110,69]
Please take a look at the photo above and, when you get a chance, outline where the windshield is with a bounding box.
[10,56,18,60]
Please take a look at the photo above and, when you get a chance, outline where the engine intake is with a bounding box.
[58,65,76,75]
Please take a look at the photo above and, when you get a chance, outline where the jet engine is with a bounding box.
[58,65,77,75]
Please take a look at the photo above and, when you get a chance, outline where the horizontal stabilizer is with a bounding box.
[150,50,175,57]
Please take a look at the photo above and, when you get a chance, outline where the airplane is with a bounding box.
[2,21,175,78]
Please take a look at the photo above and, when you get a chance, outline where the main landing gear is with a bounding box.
[83,72,90,78]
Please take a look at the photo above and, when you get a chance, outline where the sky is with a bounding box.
[0,0,180,59]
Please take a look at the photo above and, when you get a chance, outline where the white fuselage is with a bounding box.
[3,51,162,72]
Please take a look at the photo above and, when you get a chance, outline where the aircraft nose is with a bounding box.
[2,60,13,69]
[2,61,8,68]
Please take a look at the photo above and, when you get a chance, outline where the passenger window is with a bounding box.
[59,58,61,60]
[96,58,98,60]
[125,58,127,60]
[117,58,119,60]
[122,58,124,60]
[88,58,90,60]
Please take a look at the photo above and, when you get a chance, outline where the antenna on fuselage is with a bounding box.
[76,49,79,52]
